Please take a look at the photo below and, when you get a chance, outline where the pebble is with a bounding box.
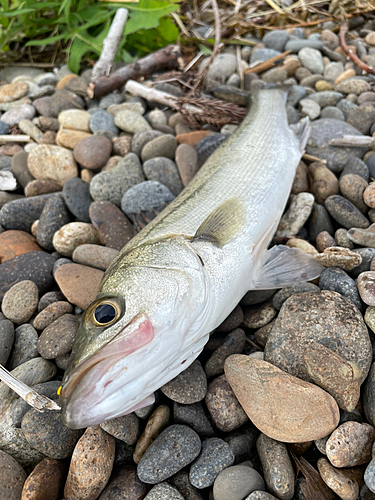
[1,104,36,126]
[143,157,184,196]
[58,109,91,131]
[0,82,28,103]
[335,228,354,249]
[308,162,339,204]
[89,200,134,250]
[8,324,39,370]
[36,195,70,251]
[0,319,14,365]
[0,251,55,300]
[114,110,151,134]
[33,300,73,330]
[306,119,367,173]
[112,135,132,156]
[276,192,315,237]
[107,101,143,116]
[213,465,265,500]
[62,177,92,222]
[217,306,244,332]
[0,230,42,262]
[246,493,279,500]
[316,231,336,252]
[72,244,118,270]
[11,151,34,188]
[19,119,43,143]
[48,90,84,117]
[89,110,119,136]
[133,405,170,463]
[141,135,177,162]
[256,433,295,500]
[347,104,375,135]
[326,421,375,467]
[144,483,184,500]
[364,362,375,427]
[205,329,246,378]
[173,401,215,438]
[314,246,362,271]
[299,98,320,120]
[0,449,27,500]
[205,53,237,86]
[137,424,201,484]
[318,458,362,500]
[265,290,371,381]
[358,271,375,305]
[25,179,61,197]
[56,129,92,149]
[337,78,371,95]
[285,238,317,256]
[170,471,204,500]
[90,153,144,206]
[0,120,9,134]
[205,374,248,432]
[121,181,175,219]
[272,282,319,310]
[339,174,368,213]
[37,313,79,359]
[250,48,281,65]
[242,301,277,329]
[347,225,375,247]
[303,342,362,412]
[21,409,82,459]
[64,426,115,500]
[364,183,375,209]
[319,267,362,310]
[54,263,103,309]
[73,135,112,170]
[189,437,235,489]
[98,464,147,500]
[263,30,290,52]
[27,145,78,187]
[100,414,140,445]
[20,457,66,500]
[325,194,370,229]
[160,360,207,404]
[320,106,345,120]
[225,355,339,443]
[52,222,100,257]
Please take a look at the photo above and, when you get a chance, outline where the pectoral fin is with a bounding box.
[253,245,323,289]
[193,198,246,247]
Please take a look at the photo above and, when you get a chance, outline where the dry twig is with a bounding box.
[245,50,291,74]
[330,135,375,148]
[340,21,375,76]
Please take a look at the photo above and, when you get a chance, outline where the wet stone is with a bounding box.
[224,356,340,443]
[213,465,265,500]
[144,483,184,500]
[37,313,79,359]
[314,247,362,271]
[173,401,215,438]
[265,290,372,383]
[205,374,248,432]
[137,424,201,484]
[256,433,295,500]
[325,195,370,229]
[205,329,246,378]
[36,195,70,251]
[0,449,27,500]
[326,421,375,467]
[189,437,235,489]
[89,153,145,206]
[317,457,361,500]
[272,282,320,310]
[303,342,362,412]
[7,324,39,370]
[64,426,115,500]
[100,414,140,446]
[161,360,207,404]
[72,244,118,270]
[20,457,66,500]
[0,319,14,365]
[1,280,39,324]
[62,177,92,222]
[319,267,362,310]
[97,465,147,500]
[54,263,103,309]
[89,201,134,250]
[21,409,82,460]
[143,157,184,196]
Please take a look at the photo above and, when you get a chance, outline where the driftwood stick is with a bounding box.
[0,364,61,412]
[91,8,128,83]
[0,135,31,144]
[330,135,375,148]
[244,50,291,74]
[340,22,375,76]
[88,45,183,99]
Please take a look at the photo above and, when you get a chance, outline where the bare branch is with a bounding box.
[330,135,375,148]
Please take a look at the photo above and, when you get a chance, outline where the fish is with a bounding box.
[60,88,323,429]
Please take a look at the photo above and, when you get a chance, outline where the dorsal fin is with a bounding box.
[193,198,246,247]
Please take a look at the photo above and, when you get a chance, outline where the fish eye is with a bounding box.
[93,303,119,326]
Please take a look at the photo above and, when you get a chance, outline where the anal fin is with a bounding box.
[253,244,323,289]
[193,197,246,247]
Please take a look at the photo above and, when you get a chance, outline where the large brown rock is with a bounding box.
[0,230,43,263]
[21,457,66,500]
[54,263,103,309]
[224,355,340,443]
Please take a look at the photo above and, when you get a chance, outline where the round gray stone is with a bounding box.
[213,465,265,500]
[121,181,174,216]
[319,267,362,311]
[161,360,207,404]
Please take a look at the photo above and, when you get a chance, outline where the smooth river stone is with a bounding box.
[97,465,147,500]
[276,192,314,237]
[213,465,265,500]
[317,457,361,500]
[358,272,375,306]
[326,421,375,467]
[224,355,340,443]
[264,290,372,384]
[324,195,370,229]
[0,230,42,263]
[21,457,66,500]
[54,263,103,309]
[27,145,78,187]
[347,224,375,247]
[0,449,27,500]
[160,360,207,404]
[303,342,362,412]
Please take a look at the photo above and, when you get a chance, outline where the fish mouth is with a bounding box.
[61,312,154,428]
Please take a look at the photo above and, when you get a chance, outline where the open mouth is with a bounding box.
[61,312,155,405]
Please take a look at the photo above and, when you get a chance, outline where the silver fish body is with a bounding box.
[61,89,322,428]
